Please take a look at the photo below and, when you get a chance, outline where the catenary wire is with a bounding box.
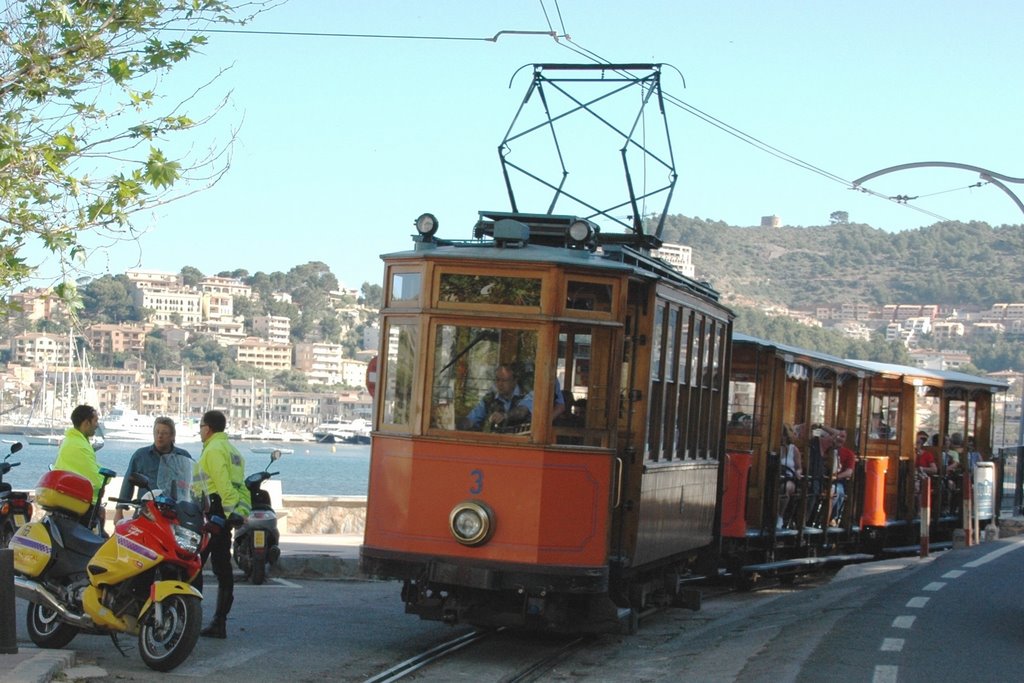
[199,19,957,223]
[556,37,955,223]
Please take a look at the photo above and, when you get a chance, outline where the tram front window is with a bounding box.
[430,324,540,435]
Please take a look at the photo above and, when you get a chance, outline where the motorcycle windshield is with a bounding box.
[156,451,194,503]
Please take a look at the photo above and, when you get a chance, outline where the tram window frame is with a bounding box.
[386,268,423,307]
[434,269,544,312]
[427,321,545,439]
[867,393,899,441]
[379,319,419,431]
[553,325,614,448]
[564,276,617,319]
[647,302,667,460]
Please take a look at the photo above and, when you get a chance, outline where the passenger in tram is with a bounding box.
[778,424,802,528]
[916,431,938,476]
[829,429,856,524]
[941,433,963,511]
[460,364,565,432]
[869,412,893,439]
[966,436,983,471]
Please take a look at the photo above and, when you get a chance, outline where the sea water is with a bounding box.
[0,437,370,497]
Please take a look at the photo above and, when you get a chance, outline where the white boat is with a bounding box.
[313,418,371,444]
[27,434,62,447]
[99,406,155,441]
[313,419,374,446]
[251,446,294,455]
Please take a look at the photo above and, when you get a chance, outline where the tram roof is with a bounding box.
[732,333,863,373]
[843,359,1008,392]
[382,211,725,302]
[733,334,1008,392]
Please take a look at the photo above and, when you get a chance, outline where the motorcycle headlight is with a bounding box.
[173,525,201,555]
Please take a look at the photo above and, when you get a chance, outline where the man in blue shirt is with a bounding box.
[113,417,193,523]
[461,364,564,432]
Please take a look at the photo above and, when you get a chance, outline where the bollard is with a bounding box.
[920,478,930,558]
[1,548,17,654]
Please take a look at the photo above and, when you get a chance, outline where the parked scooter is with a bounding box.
[0,441,31,547]
[10,455,208,672]
[233,449,283,585]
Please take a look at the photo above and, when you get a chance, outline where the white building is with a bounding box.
[131,287,203,328]
[252,315,291,345]
[126,268,182,290]
[650,242,695,278]
[294,342,345,385]
[11,333,71,366]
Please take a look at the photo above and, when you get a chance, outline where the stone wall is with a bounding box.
[280,495,366,534]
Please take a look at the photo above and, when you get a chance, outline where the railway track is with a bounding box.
[360,573,834,683]
[361,627,590,683]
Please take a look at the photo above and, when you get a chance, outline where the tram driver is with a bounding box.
[459,364,565,432]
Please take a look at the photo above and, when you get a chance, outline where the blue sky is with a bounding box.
[25,0,1024,292]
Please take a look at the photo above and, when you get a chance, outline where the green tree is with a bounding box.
[829,211,849,225]
[181,266,204,288]
[143,335,177,377]
[80,275,138,322]
[361,282,383,308]
[0,0,266,310]
[274,369,310,392]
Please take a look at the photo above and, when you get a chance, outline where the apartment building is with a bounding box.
[126,268,182,290]
[6,288,61,323]
[650,242,696,278]
[131,287,203,327]
[231,337,292,372]
[198,275,252,300]
[11,333,71,366]
[252,315,291,345]
[85,323,150,355]
[293,341,345,384]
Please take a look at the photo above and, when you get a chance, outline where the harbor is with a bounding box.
[0,436,370,498]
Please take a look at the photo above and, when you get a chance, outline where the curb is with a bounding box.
[273,553,363,580]
[0,648,75,683]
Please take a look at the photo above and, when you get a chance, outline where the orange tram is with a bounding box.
[359,213,1007,633]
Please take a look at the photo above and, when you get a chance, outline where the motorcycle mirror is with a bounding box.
[129,472,151,488]
[271,449,282,461]
[9,441,23,455]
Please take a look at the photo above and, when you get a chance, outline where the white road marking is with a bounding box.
[942,570,965,579]
[880,638,904,652]
[906,596,929,608]
[963,537,1024,567]
[892,615,916,629]
[873,664,898,683]
[922,582,945,591]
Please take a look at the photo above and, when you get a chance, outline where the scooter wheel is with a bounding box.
[251,559,266,585]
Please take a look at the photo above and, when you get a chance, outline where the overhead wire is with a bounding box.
[200,8,963,224]
[550,28,955,222]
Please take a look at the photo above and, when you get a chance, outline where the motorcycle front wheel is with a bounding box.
[138,593,201,672]
[25,602,78,649]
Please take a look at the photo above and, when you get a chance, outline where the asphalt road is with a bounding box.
[10,540,1024,682]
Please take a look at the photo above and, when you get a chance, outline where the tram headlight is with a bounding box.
[414,212,439,239]
[449,501,494,546]
[567,219,597,250]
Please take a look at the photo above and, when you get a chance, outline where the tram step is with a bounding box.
[740,553,874,575]
[880,542,953,557]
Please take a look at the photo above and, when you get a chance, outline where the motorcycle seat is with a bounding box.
[51,515,107,556]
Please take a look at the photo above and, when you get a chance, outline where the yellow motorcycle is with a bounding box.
[11,465,206,672]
